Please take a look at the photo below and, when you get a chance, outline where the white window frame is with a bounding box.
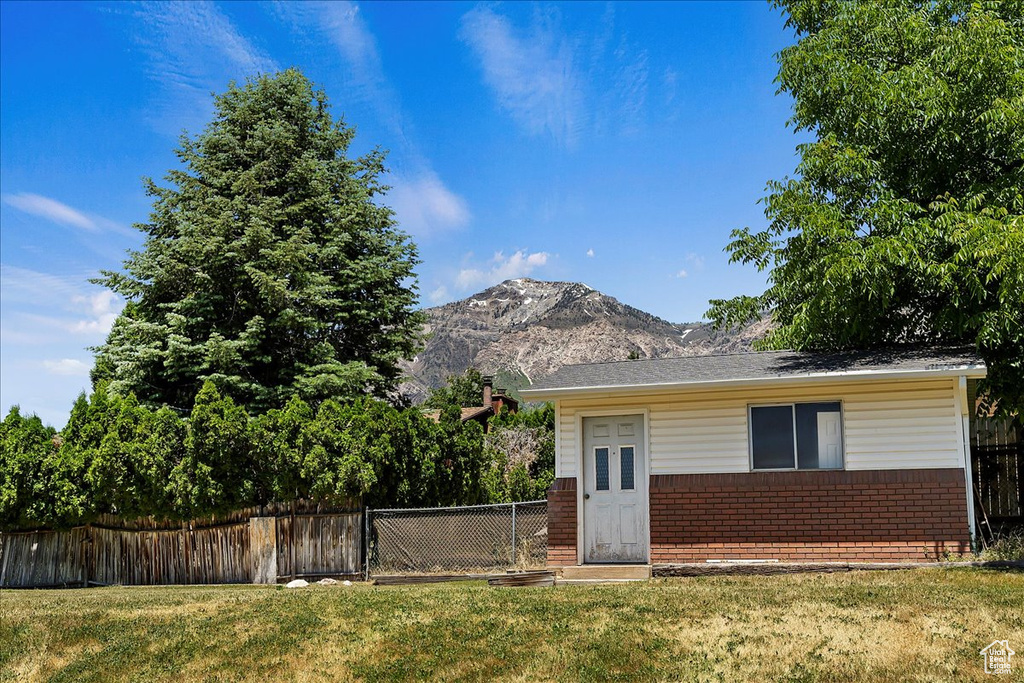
[747,401,845,471]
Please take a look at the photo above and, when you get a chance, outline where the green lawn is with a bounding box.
[2,568,1022,682]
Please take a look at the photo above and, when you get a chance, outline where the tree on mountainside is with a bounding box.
[708,0,1023,414]
[92,69,424,414]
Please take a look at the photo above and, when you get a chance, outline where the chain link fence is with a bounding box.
[368,501,547,574]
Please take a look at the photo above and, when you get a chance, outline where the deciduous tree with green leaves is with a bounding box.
[93,69,424,414]
[708,0,1023,413]
[422,368,487,409]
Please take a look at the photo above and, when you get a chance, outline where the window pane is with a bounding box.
[796,402,843,469]
[620,446,635,490]
[595,447,610,491]
[751,406,795,469]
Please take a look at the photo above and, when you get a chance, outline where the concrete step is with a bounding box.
[559,564,651,581]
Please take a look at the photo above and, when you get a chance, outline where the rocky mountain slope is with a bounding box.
[399,278,769,402]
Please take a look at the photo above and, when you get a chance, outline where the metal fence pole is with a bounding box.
[511,502,517,566]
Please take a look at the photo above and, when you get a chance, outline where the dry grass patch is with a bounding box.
[1,568,1021,682]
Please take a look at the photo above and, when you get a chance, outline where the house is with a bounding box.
[423,375,518,432]
[518,348,985,566]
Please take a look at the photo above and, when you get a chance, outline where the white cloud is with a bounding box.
[131,1,279,132]
[460,7,584,147]
[315,2,385,100]
[389,173,471,237]
[613,43,649,126]
[4,193,98,231]
[428,285,449,305]
[685,252,705,269]
[42,359,91,377]
[274,2,394,126]
[675,269,688,279]
[586,248,595,257]
[456,250,550,291]
[461,6,654,146]
[275,2,471,239]
[68,291,122,335]
[1,266,123,340]
[139,1,278,79]
[1,265,89,302]
[3,193,134,240]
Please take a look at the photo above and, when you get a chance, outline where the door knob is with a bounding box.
[584,493,590,499]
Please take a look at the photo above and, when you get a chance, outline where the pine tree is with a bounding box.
[93,69,424,413]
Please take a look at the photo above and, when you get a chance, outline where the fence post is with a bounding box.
[83,524,91,588]
[511,502,517,567]
[289,500,296,581]
[363,508,371,582]
[182,521,190,585]
[249,516,277,584]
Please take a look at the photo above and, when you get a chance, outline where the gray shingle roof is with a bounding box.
[522,347,985,396]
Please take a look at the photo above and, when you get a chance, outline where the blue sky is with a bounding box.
[1,1,805,425]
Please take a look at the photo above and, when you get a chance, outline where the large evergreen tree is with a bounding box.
[708,0,1023,414]
[93,69,424,413]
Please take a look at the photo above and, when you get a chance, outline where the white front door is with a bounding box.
[582,415,647,563]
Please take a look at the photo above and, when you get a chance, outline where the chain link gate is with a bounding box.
[367,501,547,575]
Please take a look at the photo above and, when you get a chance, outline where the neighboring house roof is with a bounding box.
[421,407,491,422]
[421,385,518,425]
[421,405,504,423]
[460,406,493,421]
[520,347,986,399]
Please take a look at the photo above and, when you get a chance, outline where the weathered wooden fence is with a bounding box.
[972,417,1022,528]
[2,500,554,586]
[277,513,363,580]
[0,505,362,588]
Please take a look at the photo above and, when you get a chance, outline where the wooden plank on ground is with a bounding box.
[372,573,502,586]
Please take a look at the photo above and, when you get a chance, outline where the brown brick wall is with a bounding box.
[547,478,577,566]
[650,469,970,563]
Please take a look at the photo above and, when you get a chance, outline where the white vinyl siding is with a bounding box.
[554,377,961,477]
[556,406,577,477]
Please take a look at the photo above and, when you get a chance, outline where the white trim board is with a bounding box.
[521,366,987,401]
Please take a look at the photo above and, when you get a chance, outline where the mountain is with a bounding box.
[398,278,770,402]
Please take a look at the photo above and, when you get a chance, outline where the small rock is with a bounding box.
[285,579,309,588]
[317,578,338,585]
[342,580,352,587]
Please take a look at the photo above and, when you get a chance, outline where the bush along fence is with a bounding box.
[0,500,548,588]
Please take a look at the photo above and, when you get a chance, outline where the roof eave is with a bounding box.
[518,365,988,401]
